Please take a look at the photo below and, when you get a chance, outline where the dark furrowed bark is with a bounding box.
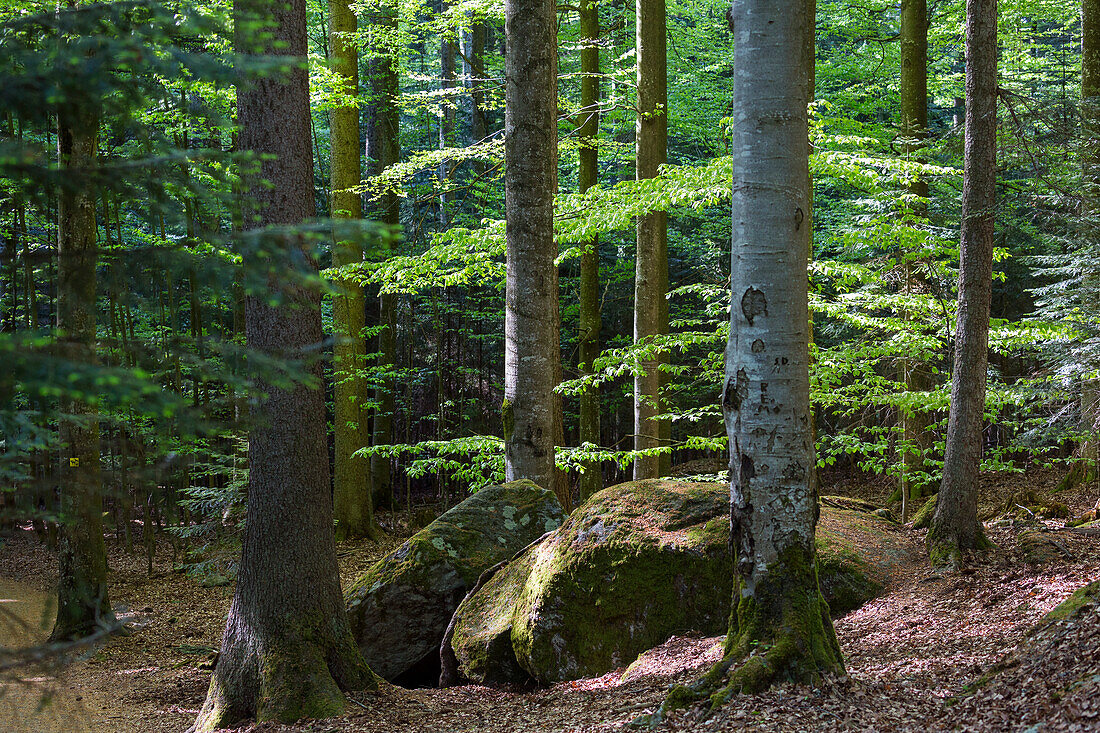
[51,99,113,643]
[928,0,996,569]
[898,0,934,518]
[577,0,603,502]
[192,0,375,727]
[633,0,668,481]
[366,0,400,510]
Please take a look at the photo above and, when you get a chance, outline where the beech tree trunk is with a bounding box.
[51,101,113,642]
[329,0,377,541]
[928,0,996,568]
[366,1,400,510]
[633,0,668,480]
[659,1,842,710]
[577,0,603,501]
[502,0,560,497]
[469,21,488,149]
[717,0,841,695]
[191,0,374,727]
[439,1,457,226]
[898,0,933,517]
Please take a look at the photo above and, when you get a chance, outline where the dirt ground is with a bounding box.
[1,467,1098,733]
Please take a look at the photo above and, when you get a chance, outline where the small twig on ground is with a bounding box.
[346,695,371,711]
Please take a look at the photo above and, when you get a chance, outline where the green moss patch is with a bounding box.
[1037,580,1100,627]
[344,480,563,681]
[447,481,911,685]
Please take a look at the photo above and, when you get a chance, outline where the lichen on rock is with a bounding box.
[344,480,563,681]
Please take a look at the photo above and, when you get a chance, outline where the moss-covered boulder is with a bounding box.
[815,505,911,615]
[1037,579,1100,626]
[344,480,563,681]
[447,480,912,685]
[910,493,938,529]
[443,549,538,686]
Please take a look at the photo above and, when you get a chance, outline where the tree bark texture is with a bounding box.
[469,21,488,148]
[51,103,113,642]
[439,1,457,226]
[329,0,376,541]
[577,0,603,501]
[928,0,996,568]
[1084,0,1100,176]
[1076,0,1100,479]
[668,0,842,706]
[365,1,400,509]
[503,0,560,497]
[633,0,668,480]
[898,0,933,514]
[192,0,374,727]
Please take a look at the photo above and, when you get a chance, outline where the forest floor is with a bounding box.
[1,466,1099,733]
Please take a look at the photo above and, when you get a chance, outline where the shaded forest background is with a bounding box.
[1,0,1098,604]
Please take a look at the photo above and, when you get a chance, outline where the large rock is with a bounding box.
[345,480,563,681]
[447,480,911,685]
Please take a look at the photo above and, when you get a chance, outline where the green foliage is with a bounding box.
[4,0,1098,540]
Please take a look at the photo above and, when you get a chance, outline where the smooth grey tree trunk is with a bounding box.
[716,0,842,695]
[192,0,373,727]
[655,1,841,713]
[633,0,668,480]
[502,0,560,498]
[928,0,996,568]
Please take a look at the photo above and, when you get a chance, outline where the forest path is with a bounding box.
[0,575,114,733]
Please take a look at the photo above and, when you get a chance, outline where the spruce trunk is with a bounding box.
[898,0,933,514]
[928,0,996,568]
[439,2,457,226]
[366,2,400,510]
[577,0,603,501]
[192,0,374,727]
[633,0,668,480]
[51,103,113,642]
[1071,0,1100,487]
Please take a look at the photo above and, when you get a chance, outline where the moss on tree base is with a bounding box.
[910,493,938,529]
[190,614,377,732]
[642,544,844,724]
[927,521,994,570]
